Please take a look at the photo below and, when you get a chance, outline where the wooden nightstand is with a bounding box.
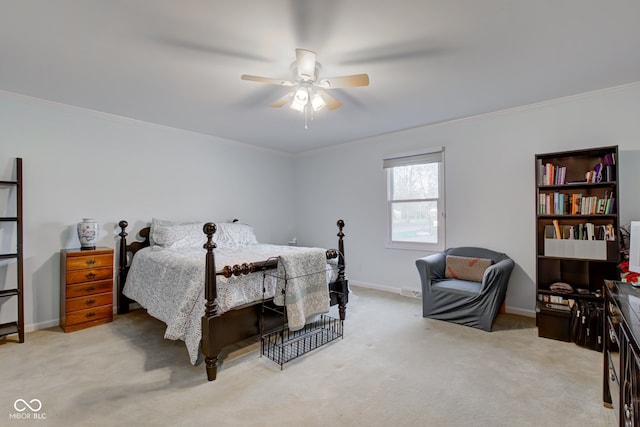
[60,247,114,332]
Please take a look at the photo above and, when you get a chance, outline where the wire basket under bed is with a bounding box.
[261,314,343,369]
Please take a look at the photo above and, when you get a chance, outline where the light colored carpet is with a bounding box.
[0,286,615,426]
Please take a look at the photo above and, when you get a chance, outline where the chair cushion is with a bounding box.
[445,255,493,282]
[432,279,482,294]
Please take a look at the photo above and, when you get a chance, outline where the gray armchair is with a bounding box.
[415,247,514,332]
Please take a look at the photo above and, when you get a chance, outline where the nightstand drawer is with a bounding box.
[64,305,113,326]
[66,267,113,285]
[65,279,113,298]
[66,254,113,271]
[66,292,112,312]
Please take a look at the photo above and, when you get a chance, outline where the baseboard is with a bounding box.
[399,289,422,299]
[351,281,536,318]
[24,319,60,333]
[350,281,421,299]
[505,306,536,318]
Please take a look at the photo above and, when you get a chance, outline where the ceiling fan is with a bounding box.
[241,49,369,118]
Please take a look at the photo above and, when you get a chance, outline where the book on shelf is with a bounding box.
[571,193,581,215]
[604,193,615,214]
[538,152,615,186]
[537,294,573,308]
[558,166,566,185]
[544,223,616,241]
[538,191,615,216]
[603,152,616,167]
[544,224,556,239]
[541,163,567,186]
[585,222,595,240]
[604,164,615,182]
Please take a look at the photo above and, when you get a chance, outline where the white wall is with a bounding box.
[294,82,640,316]
[0,91,296,330]
[2,82,639,330]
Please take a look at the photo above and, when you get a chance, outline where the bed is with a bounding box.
[116,219,348,381]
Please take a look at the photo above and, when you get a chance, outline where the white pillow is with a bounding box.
[216,222,258,247]
[149,218,176,246]
[150,218,207,249]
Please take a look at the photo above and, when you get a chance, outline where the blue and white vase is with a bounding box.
[77,218,99,249]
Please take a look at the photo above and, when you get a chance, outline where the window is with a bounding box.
[383,148,445,251]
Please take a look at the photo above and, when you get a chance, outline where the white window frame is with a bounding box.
[383,148,445,251]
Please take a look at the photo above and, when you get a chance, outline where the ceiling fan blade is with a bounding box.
[241,75,296,86]
[322,92,342,110]
[318,73,369,88]
[269,93,292,108]
[296,49,317,81]
[152,36,271,62]
[339,41,452,65]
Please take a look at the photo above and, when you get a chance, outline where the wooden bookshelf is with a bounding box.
[535,146,620,342]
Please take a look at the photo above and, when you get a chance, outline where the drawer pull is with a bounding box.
[85,312,96,319]
[84,286,96,292]
[85,273,96,279]
[85,259,97,266]
[85,299,96,306]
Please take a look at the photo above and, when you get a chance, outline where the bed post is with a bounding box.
[201,222,222,381]
[117,220,132,314]
[337,219,349,321]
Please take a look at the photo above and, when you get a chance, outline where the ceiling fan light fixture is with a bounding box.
[290,87,308,112]
[311,92,326,111]
[241,48,369,118]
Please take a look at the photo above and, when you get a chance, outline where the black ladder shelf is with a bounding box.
[0,157,24,342]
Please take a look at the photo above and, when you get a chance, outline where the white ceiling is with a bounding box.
[1,1,639,154]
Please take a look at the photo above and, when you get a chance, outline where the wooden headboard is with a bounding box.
[116,220,150,313]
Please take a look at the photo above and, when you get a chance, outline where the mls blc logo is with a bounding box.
[14,399,41,412]
[9,399,46,420]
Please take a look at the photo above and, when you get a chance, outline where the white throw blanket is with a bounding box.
[274,248,330,331]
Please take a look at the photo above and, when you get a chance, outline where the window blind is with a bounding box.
[382,147,443,169]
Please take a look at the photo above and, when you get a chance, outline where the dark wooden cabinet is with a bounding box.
[535,146,620,341]
[604,280,640,426]
[60,247,114,332]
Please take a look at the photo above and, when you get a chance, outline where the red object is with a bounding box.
[619,261,639,283]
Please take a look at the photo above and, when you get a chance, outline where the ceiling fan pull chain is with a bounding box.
[304,105,309,130]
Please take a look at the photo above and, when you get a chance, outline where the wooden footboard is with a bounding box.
[116,219,348,382]
[200,219,348,381]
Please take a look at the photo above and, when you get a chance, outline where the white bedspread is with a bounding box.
[123,243,338,365]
